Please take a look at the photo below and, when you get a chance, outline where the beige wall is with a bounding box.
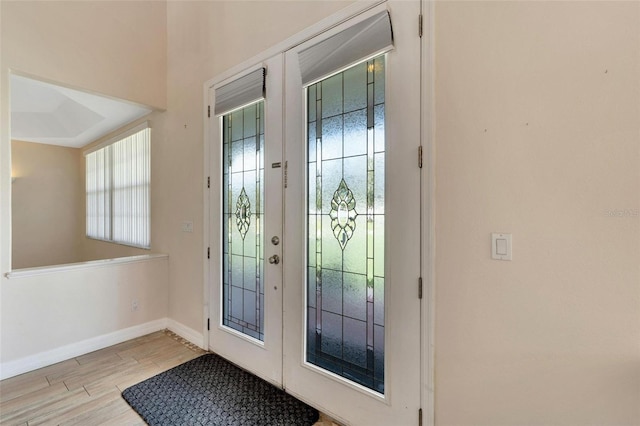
[434,1,640,424]
[11,141,83,269]
[1,255,170,376]
[0,1,169,372]
[1,1,167,109]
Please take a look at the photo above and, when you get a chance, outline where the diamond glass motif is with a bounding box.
[235,188,251,240]
[329,179,358,249]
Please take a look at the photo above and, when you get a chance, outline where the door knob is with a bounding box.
[271,236,280,246]
[268,254,280,265]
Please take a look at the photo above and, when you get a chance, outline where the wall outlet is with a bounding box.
[132,299,139,311]
[181,221,194,233]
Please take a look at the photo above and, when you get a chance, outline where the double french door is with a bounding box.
[208,2,421,424]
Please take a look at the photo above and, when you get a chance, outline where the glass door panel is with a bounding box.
[222,101,265,341]
[283,2,421,424]
[306,56,386,393]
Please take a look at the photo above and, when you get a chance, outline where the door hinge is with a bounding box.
[418,146,423,168]
[207,318,210,331]
[419,408,423,426]
[418,277,423,299]
[207,105,210,118]
[207,247,210,259]
[418,14,423,38]
[207,176,210,188]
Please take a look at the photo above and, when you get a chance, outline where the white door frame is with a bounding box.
[421,1,436,425]
[202,1,436,424]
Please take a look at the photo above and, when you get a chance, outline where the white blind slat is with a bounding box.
[298,10,393,86]
[86,126,150,248]
[214,68,265,116]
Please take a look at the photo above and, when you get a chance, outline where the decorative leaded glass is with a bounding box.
[236,188,251,240]
[306,56,386,393]
[222,101,265,341]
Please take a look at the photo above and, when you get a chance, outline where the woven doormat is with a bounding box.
[122,354,319,426]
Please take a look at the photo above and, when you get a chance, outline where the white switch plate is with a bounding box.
[491,233,512,260]
[181,221,194,233]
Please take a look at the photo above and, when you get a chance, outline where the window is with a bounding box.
[222,100,265,341]
[300,10,392,394]
[215,67,267,341]
[85,123,150,248]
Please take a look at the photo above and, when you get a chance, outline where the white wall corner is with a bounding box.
[0,318,169,380]
[166,318,205,349]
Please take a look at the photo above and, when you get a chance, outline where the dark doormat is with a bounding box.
[122,353,319,426]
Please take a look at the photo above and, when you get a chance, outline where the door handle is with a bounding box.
[268,254,280,265]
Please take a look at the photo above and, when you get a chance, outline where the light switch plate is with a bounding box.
[181,221,194,233]
[491,233,512,260]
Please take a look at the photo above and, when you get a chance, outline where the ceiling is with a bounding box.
[11,75,152,149]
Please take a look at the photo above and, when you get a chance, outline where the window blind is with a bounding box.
[298,10,393,86]
[214,68,266,116]
[86,148,111,241]
[85,125,150,248]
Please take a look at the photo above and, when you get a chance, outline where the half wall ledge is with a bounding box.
[4,253,169,279]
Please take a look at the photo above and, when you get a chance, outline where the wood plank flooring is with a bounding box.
[0,330,338,426]
[0,331,202,425]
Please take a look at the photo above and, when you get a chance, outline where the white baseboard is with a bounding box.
[0,318,168,380]
[166,318,204,349]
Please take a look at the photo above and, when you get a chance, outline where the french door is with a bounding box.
[283,2,421,424]
[208,55,284,387]
[209,2,421,424]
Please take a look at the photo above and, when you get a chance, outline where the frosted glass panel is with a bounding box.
[222,101,265,341]
[344,62,367,113]
[321,74,343,118]
[321,116,343,161]
[306,56,385,393]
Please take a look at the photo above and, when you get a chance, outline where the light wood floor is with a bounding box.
[0,330,337,426]
[0,330,205,425]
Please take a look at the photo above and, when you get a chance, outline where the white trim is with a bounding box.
[83,121,150,156]
[166,318,205,349]
[0,318,168,380]
[4,254,168,279]
[421,1,436,425]
[202,82,212,355]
